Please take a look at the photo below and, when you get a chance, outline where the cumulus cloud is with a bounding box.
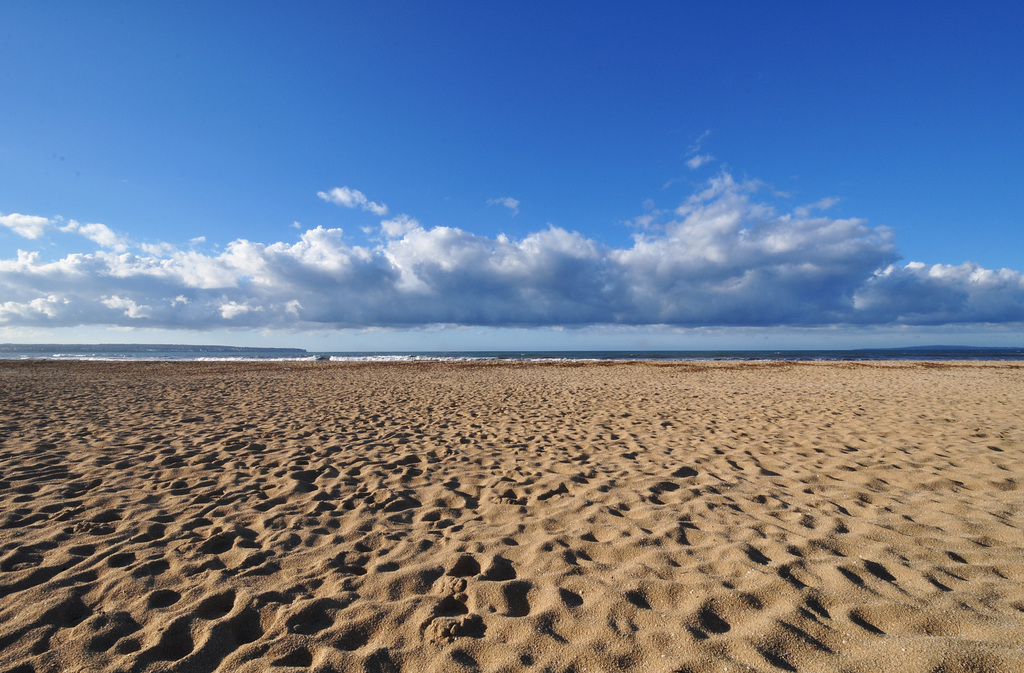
[2,212,133,250]
[487,197,520,216]
[2,173,1022,331]
[380,214,420,238]
[1,213,52,239]
[219,300,260,319]
[61,220,130,251]
[102,295,150,318]
[317,186,388,216]
[0,295,67,320]
[853,262,1024,324]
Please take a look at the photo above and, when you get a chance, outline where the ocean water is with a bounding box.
[1,344,1022,362]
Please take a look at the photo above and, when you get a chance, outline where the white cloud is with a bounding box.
[219,301,259,319]
[794,196,840,218]
[61,220,130,251]
[0,213,52,239]
[317,186,388,216]
[102,295,150,318]
[2,173,1022,332]
[626,213,660,230]
[487,197,520,216]
[29,295,67,317]
[140,242,176,255]
[0,295,67,321]
[684,130,714,170]
[687,130,712,154]
[610,174,898,325]
[852,261,1024,323]
[381,214,420,238]
[686,154,714,170]
[0,249,89,276]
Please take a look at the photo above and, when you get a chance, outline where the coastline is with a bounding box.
[2,343,1023,363]
[2,361,1022,671]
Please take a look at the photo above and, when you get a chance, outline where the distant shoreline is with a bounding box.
[1,343,1022,363]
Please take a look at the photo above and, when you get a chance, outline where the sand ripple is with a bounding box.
[1,360,1022,672]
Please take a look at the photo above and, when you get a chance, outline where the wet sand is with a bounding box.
[1,360,1022,672]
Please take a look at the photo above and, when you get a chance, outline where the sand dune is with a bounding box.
[1,360,1022,672]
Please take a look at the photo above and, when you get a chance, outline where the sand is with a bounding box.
[0,360,1022,673]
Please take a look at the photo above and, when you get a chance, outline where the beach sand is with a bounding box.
[1,360,1022,672]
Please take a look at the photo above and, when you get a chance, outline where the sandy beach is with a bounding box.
[1,360,1022,672]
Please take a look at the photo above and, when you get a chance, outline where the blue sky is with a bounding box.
[2,2,1023,350]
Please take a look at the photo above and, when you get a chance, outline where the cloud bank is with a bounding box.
[2,175,1022,331]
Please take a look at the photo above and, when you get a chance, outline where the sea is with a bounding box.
[1,344,1022,363]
